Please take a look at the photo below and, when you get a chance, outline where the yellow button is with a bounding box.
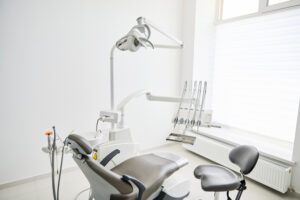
[93,153,98,160]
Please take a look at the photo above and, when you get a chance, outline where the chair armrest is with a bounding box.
[122,175,145,200]
[100,149,120,166]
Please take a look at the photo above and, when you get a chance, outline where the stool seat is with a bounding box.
[194,165,240,192]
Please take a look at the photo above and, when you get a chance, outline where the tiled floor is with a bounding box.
[0,143,298,200]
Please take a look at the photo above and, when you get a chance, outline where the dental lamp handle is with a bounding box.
[137,17,183,48]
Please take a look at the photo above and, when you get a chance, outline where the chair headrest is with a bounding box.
[229,145,259,175]
[67,134,93,155]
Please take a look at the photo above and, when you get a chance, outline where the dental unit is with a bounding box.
[42,16,260,200]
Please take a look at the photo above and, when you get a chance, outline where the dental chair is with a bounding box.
[66,134,190,200]
[194,145,259,200]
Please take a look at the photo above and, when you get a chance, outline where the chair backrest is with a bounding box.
[67,134,134,198]
[229,145,259,175]
[67,134,93,155]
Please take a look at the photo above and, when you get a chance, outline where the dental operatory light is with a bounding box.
[115,22,153,52]
[110,16,184,112]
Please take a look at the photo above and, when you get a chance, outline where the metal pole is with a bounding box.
[214,192,220,200]
[235,190,243,200]
[110,45,117,129]
[110,45,117,111]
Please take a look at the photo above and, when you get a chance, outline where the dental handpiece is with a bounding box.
[180,81,192,125]
[184,81,198,131]
[173,81,188,129]
[190,81,202,128]
[197,81,207,130]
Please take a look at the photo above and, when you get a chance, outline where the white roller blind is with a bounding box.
[212,8,300,142]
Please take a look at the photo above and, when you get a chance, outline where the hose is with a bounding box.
[96,117,104,132]
[56,142,66,200]
[74,188,90,200]
[51,126,57,200]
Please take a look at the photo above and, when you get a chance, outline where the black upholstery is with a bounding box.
[194,165,240,192]
[194,145,259,193]
[229,145,259,175]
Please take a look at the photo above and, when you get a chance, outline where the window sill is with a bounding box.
[189,126,295,166]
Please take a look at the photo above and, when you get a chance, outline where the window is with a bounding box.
[268,0,290,5]
[222,0,259,20]
[218,0,300,21]
[212,8,300,142]
[221,0,259,20]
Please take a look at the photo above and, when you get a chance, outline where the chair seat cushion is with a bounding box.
[194,165,240,192]
[111,152,188,200]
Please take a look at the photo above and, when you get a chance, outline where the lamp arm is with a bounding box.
[116,91,195,128]
[153,44,183,49]
[137,17,184,48]
[146,93,194,103]
[110,44,117,111]
[116,90,150,111]
[116,90,149,128]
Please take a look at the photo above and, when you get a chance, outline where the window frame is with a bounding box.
[216,0,300,24]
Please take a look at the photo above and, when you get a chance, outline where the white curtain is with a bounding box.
[212,8,300,142]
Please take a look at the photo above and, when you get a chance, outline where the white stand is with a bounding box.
[93,127,139,168]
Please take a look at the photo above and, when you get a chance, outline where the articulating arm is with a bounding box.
[115,90,195,128]
[137,17,183,49]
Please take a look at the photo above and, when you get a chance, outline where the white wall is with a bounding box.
[180,0,197,85]
[292,101,300,193]
[0,0,183,184]
[181,0,217,108]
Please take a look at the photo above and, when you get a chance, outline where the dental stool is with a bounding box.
[194,145,259,200]
[66,134,190,200]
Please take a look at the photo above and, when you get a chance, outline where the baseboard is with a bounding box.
[0,166,78,190]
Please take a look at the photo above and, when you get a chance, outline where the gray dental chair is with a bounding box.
[66,134,189,200]
[194,145,259,200]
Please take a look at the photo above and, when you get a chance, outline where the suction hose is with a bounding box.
[51,126,57,200]
[56,141,66,200]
